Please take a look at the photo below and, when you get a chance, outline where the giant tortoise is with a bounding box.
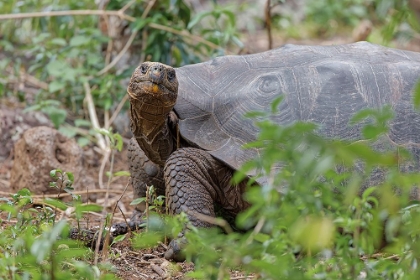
[124,41,420,260]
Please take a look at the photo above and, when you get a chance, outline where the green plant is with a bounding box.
[0,0,242,152]
[0,189,114,279]
[156,99,420,279]
[130,185,165,216]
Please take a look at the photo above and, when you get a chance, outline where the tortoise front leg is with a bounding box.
[111,138,165,235]
[128,137,165,218]
[163,147,250,260]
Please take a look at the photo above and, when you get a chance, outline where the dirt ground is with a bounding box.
[0,98,189,279]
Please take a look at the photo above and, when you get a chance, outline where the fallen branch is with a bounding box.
[108,94,129,128]
[97,29,138,76]
[0,10,134,21]
[0,9,225,55]
[0,189,130,198]
[5,66,49,90]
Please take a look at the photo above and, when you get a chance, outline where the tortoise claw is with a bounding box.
[164,236,188,262]
[110,209,146,236]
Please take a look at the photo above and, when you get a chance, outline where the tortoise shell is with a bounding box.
[174,42,420,173]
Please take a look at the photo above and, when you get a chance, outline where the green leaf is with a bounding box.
[46,60,67,77]
[113,171,130,177]
[113,133,123,151]
[74,119,92,128]
[76,204,103,213]
[66,172,74,183]
[50,169,62,179]
[112,234,126,245]
[59,126,78,138]
[221,9,236,26]
[23,104,41,113]
[132,232,164,249]
[31,239,52,262]
[187,10,212,29]
[362,186,377,200]
[44,198,68,211]
[244,111,268,118]
[270,96,284,113]
[413,80,420,110]
[77,137,90,147]
[17,188,32,197]
[42,106,67,128]
[254,232,271,243]
[133,18,151,31]
[48,80,65,93]
[349,108,377,125]
[69,35,90,47]
[130,197,146,205]
[50,38,67,46]
[48,220,69,241]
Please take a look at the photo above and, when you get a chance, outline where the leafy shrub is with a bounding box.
[0,188,114,279]
[180,101,420,279]
[0,0,240,140]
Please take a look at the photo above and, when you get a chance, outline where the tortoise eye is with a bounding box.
[167,70,176,81]
[140,64,148,74]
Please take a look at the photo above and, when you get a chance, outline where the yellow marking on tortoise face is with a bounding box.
[152,84,159,94]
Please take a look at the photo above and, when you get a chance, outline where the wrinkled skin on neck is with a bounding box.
[127,62,178,166]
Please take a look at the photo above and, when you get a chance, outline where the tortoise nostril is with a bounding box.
[152,65,163,73]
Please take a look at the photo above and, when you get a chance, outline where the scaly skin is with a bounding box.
[125,62,250,261]
[127,62,178,166]
[128,137,165,214]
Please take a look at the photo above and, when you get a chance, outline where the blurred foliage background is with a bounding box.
[0,0,419,137]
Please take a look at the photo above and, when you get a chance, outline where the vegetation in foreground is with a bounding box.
[3,102,420,279]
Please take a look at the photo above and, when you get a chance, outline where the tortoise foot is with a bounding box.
[111,209,146,236]
[164,235,188,262]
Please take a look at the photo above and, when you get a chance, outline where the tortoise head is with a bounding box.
[127,62,178,107]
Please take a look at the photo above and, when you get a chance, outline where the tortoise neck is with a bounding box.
[130,98,176,166]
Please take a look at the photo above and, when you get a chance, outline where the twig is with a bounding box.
[108,94,128,128]
[97,0,156,76]
[246,216,266,245]
[0,189,129,198]
[265,0,273,50]
[120,0,136,14]
[97,30,138,76]
[186,209,233,234]
[100,146,117,261]
[159,241,168,250]
[142,0,156,20]
[101,2,114,66]
[104,109,110,135]
[32,199,65,213]
[83,81,107,151]
[149,22,223,52]
[146,185,150,232]
[5,66,49,90]
[151,264,165,277]
[0,10,134,21]
[0,10,225,53]
[98,149,111,189]
[139,29,149,63]
[112,183,131,231]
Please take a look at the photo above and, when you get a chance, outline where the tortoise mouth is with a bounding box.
[127,80,172,100]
